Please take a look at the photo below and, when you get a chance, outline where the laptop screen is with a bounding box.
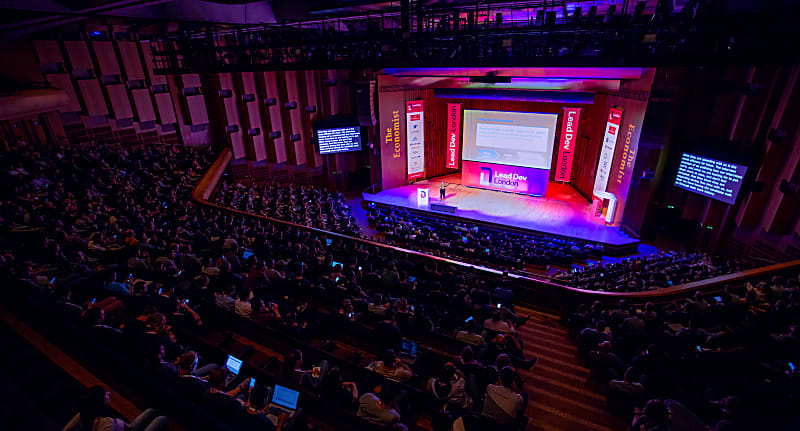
[271,385,299,410]
[225,355,243,375]
[401,339,418,357]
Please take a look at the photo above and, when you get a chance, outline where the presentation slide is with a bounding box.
[674,153,748,205]
[462,110,559,169]
[317,126,362,155]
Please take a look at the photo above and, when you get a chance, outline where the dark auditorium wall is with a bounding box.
[3,32,371,189]
[29,35,202,147]
[638,66,800,259]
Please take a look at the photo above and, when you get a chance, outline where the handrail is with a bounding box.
[191,150,800,305]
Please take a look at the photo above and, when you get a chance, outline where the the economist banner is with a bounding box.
[406,100,424,180]
[554,107,581,182]
[445,103,461,169]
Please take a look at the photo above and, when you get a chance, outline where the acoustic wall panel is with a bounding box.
[47,73,81,112]
[264,72,287,163]
[131,89,156,122]
[106,84,133,119]
[64,41,93,71]
[93,41,120,77]
[181,74,202,89]
[77,79,108,116]
[304,70,323,167]
[33,40,64,66]
[230,131,246,159]
[285,71,306,165]
[185,95,208,125]
[118,42,145,81]
[154,92,176,124]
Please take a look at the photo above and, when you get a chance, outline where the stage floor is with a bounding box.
[363,174,638,247]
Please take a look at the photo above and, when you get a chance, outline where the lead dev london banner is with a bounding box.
[593,108,623,195]
[554,107,581,182]
[406,100,425,180]
[445,103,462,169]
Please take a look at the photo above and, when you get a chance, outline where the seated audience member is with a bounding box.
[84,308,122,340]
[631,399,670,431]
[319,367,359,412]
[103,272,131,296]
[235,287,253,318]
[608,366,645,397]
[366,349,414,383]
[284,349,328,391]
[482,367,525,425]
[146,343,178,379]
[357,385,402,427]
[456,320,485,346]
[427,363,472,409]
[178,350,217,378]
[484,334,536,371]
[203,367,251,423]
[214,285,236,312]
[239,384,290,431]
[484,312,514,334]
[64,386,168,431]
[373,309,403,352]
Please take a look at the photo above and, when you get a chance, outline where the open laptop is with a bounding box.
[399,339,418,360]
[268,385,299,416]
[225,354,243,376]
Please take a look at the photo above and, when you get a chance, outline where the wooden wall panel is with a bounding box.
[131,89,156,122]
[242,72,267,161]
[264,72,287,163]
[47,73,81,112]
[285,71,306,165]
[304,70,323,167]
[118,42,145,81]
[154,93,176,124]
[77,79,108,116]
[186,95,208,125]
[64,41,93,71]
[33,40,63,65]
[92,41,120,76]
[181,74,202,89]
[230,131,246,159]
[106,84,133,119]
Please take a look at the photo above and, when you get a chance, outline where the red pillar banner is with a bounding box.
[445,103,462,169]
[554,107,581,182]
[406,99,424,180]
[593,107,624,195]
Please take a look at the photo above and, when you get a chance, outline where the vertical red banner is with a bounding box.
[445,103,462,169]
[555,107,581,182]
[406,100,424,180]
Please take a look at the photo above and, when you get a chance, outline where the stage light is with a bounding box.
[667,205,674,209]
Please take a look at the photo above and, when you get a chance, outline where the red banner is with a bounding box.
[406,100,425,180]
[554,107,581,182]
[445,103,462,169]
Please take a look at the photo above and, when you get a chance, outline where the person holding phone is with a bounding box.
[239,383,293,431]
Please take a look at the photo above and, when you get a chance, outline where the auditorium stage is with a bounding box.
[362,174,639,253]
